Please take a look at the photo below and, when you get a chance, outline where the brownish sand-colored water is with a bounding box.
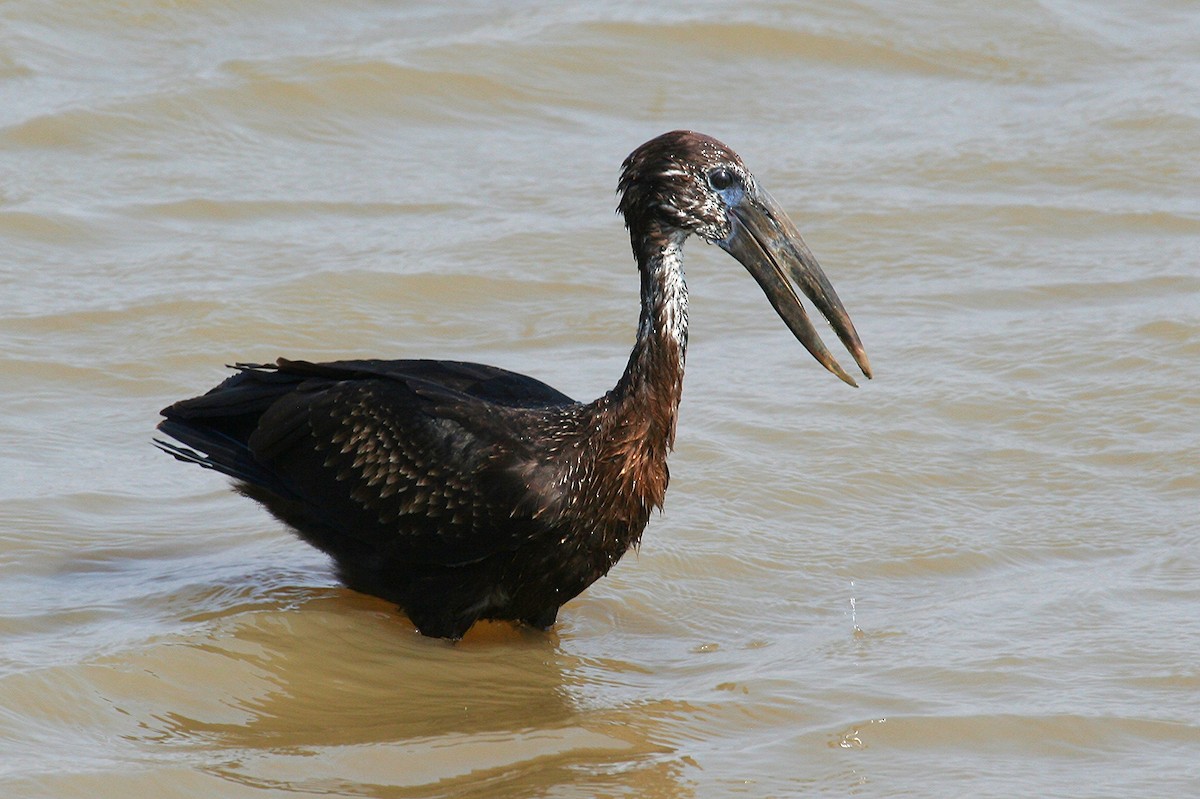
[2,2,1198,796]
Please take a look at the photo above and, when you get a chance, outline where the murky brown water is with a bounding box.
[2,1,1198,796]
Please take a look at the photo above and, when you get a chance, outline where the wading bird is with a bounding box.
[156,131,871,639]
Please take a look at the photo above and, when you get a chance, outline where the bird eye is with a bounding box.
[707,167,736,191]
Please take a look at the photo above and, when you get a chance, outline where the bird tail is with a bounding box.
[155,363,302,498]
[155,420,294,499]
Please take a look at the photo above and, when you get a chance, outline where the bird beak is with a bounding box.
[718,188,872,387]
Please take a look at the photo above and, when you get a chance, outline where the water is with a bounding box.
[2,1,1198,796]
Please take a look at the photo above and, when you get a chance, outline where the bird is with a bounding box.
[156,130,871,640]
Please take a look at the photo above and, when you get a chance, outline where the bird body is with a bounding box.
[158,131,870,639]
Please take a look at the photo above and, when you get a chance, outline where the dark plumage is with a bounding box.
[157,131,871,639]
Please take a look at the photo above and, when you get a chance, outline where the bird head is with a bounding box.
[618,130,872,387]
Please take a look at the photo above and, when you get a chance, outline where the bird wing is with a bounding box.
[160,359,577,568]
[269,357,576,407]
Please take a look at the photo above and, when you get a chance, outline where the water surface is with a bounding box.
[1,1,1198,796]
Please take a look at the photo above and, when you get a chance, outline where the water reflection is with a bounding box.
[106,591,693,796]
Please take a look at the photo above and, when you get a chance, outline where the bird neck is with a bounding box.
[550,226,688,546]
[611,226,689,453]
